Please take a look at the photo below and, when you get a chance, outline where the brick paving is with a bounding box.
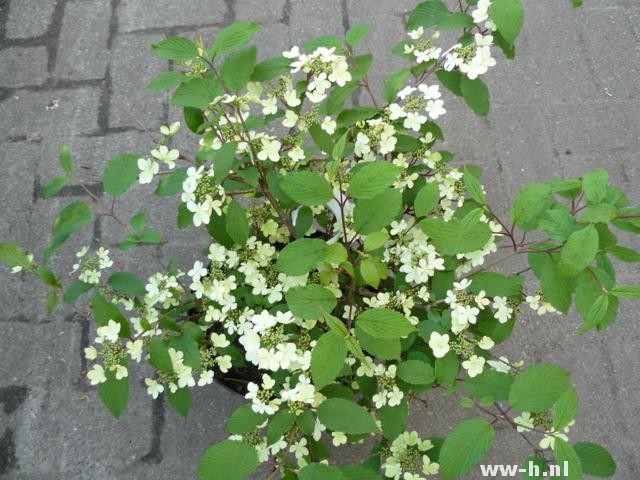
[0,0,639,478]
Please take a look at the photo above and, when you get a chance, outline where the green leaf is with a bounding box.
[340,465,383,480]
[107,272,145,296]
[210,142,237,184]
[184,106,205,133]
[63,280,93,304]
[510,183,553,231]
[489,0,524,44]
[384,68,410,103]
[227,404,267,435]
[36,267,60,288]
[104,154,140,197]
[213,22,262,54]
[280,171,334,206]
[610,285,640,299]
[463,166,485,203]
[436,69,463,96]
[98,371,129,418]
[337,107,379,128]
[267,409,295,445]
[44,201,93,261]
[553,439,582,480]
[558,225,599,276]
[317,398,378,435]
[553,386,578,431]
[225,200,249,246]
[309,123,334,155]
[42,176,68,198]
[408,0,449,29]
[59,144,73,174]
[396,360,435,385]
[312,330,348,389]
[439,419,495,480]
[379,402,408,441]
[354,188,402,234]
[356,308,415,339]
[522,456,548,479]
[91,291,131,337]
[571,0,583,6]
[168,387,192,417]
[460,76,490,117]
[346,24,371,47]
[360,258,380,288]
[420,208,492,255]
[574,442,616,477]
[198,440,259,480]
[286,285,337,320]
[579,293,612,333]
[439,12,475,29]
[152,36,198,61]
[304,35,343,52]
[0,242,31,269]
[155,168,188,196]
[463,369,513,401]
[583,168,609,205]
[539,209,580,242]
[508,364,571,413]
[436,351,460,385]
[364,230,389,252]
[220,45,257,93]
[251,56,292,81]
[147,71,186,91]
[277,238,328,275]
[299,464,348,480]
[355,325,401,360]
[528,252,574,314]
[171,76,222,108]
[467,272,523,298]
[348,162,402,199]
[148,338,174,374]
[414,182,441,217]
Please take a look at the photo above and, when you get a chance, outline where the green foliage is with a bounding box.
[317,398,378,435]
[354,188,402,234]
[107,272,145,296]
[277,238,328,275]
[227,404,268,435]
[0,243,32,269]
[152,36,199,61]
[420,208,492,255]
[212,22,262,54]
[553,439,583,480]
[510,183,553,231]
[104,154,140,197]
[396,360,435,385]
[574,442,616,477]
[489,0,524,45]
[346,24,372,47]
[348,162,402,199]
[356,308,415,339]
[460,76,490,117]
[197,440,259,480]
[99,371,129,418]
[44,201,93,261]
[280,171,334,206]
[508,364,571,413]
[558,225,599,276]
[171,77,222,108]
[286,285,337,320]
[379,402,408,441]
[439,419,495,479]
[220,46,257,93]
[312,330,348,389]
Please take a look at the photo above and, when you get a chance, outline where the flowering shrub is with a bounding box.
[3,0,637,478]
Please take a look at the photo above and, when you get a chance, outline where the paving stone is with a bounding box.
[576,7,640,99]
[0,47,49,88]
[234,0,288,24]
[54,0,112,81]
[117,0,228,33]
[108,33,169,130]
[4,0,58,39]
[289,0,344,42]
[0,87,102,142]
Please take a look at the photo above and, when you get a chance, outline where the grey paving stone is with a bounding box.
[0,47,49,88]
[0,87,102,142]
[54,0,112,81]
[4,0,58,39]
[117,0,228,33]
[234,0,288,24]
[289,0,344,41]
[576,7,640,99]
[108,33,169,130]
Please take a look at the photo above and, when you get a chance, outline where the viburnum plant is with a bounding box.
[2,0,636,478]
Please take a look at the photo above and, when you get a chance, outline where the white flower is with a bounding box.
[189,200,213,227]
[211,332,230,349]
[487,356,511,373]
[288,146,306,162]
[475,291,491,309]
[96,319,121,343]
[198,370,214,386]
[514,412,534,433]
[114,364,128,380]
[462,355,486,378]
[126,339,144,362]
[283,46,300,59]
[493,296,513,323]
[477,336,495,350]
[84,346,98,360]
[282,110,299,128]
[257,139,281,162]
[418,84,441,100]
[160,121,181,136]
[145,378,164,399]
[397,86,416,100]
[96,247,113,269]
[151,145,179,169]
[425,99,446,119]
[408,27,424,40]
[388,103,407,120]
[283,89,301,107]
[87,364,107,385]
[332,431,347,446]
[429,332,450,358]
[403,112,427,131]
[261,96,278,115]
[138,158,159,184]
[321,116,337,135]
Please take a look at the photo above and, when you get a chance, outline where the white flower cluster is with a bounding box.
[70,246,112,284]
[138,122,181,184]
[383,431,439,479]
